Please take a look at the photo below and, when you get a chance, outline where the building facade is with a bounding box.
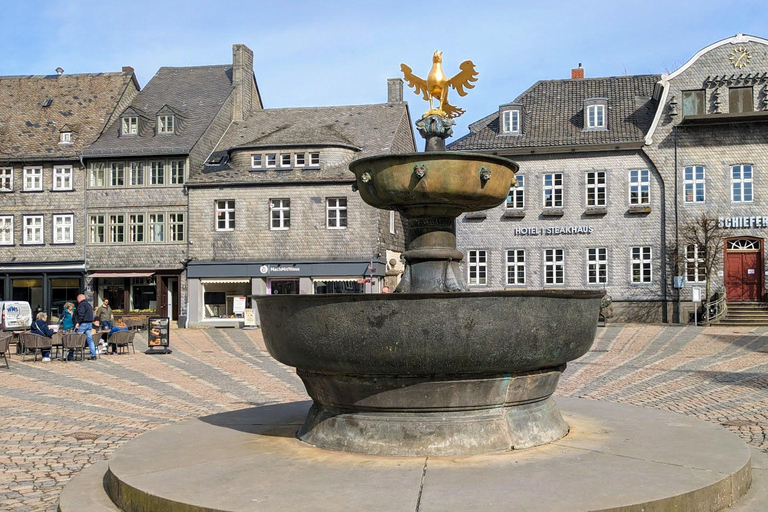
[0,69,139,317]
[450,33,768,323]
[185,81,415,326]
[80,45,261,324]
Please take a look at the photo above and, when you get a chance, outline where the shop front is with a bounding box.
[88,271,182,320]
[186,260,385,327]
[0,262,85,321]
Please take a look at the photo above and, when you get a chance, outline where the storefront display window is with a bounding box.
[269,279,299,295]
[202,280,251,319]
[51,278,80,317]
[313,280,365,294]
[13,278,43,311]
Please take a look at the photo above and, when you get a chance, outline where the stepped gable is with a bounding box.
[448,74,661,151]
[82,65,234,157]
[0,71,136,161]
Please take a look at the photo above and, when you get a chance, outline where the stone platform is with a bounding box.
[59,397,759,512]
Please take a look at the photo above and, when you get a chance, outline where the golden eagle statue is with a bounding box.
[401,51,478,119]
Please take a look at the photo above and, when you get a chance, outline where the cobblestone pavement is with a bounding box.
[1,324,767,511]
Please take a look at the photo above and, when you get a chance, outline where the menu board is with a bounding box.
[147,316,170,350]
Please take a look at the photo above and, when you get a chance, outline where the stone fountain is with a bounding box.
[59,53,761,512]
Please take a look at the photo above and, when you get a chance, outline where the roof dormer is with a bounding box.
[58,123,76,145]
[498,103,523,136]
[583,98,608,131]
[119,107,152,137]
[155,105,185,136]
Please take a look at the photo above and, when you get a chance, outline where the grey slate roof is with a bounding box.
[0,72,137,161]
[448,74,661,152]
[189,102,412,185]
[82,65,234,157]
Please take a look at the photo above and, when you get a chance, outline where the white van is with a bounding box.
[0,301,33,331]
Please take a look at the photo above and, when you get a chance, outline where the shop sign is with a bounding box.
[258,265,301,274]
[718,216,768,229]
[146,316,171,354]
[514,226,594,236]
[233,296,246,314]
[244,308,256,327]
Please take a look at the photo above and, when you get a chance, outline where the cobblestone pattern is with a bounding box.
[1,324,768,511]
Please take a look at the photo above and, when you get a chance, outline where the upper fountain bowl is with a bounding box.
[350,152,519,218]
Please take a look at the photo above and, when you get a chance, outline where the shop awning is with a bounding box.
[88,272,155,278]
[200,279,251,284]
[313,278,359,282]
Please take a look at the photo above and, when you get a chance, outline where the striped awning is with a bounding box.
[201,279,251,284]
[89,272,154,278]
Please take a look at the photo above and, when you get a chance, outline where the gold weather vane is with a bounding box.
[401,51,478,119]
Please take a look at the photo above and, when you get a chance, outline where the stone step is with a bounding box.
[57,460,119,512]
[727,447,768,511]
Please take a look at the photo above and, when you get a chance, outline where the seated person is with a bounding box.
[30,312,54,362]
[107,318,130,354]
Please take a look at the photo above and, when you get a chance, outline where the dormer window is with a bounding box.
[122,116,138,135]
[158,115,175,134]
[499,104,523,135]
[59,131,72,144]
[584,98,608,130]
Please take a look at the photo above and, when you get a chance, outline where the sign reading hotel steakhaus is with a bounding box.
[514,226,594,236]
[718,216,768,229]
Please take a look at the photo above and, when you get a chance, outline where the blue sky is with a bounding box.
[2,1,766,138]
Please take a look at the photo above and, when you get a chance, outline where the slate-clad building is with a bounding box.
[451,33,768,323]
[81,45,260,323]
[0,69,139,315]
[185,80,415,326]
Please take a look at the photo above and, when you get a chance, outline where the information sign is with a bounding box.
[233,296,246,314]
[146,316,172,354]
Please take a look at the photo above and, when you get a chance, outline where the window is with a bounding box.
[53,166,73,191]
[266,154,277,168]
[683,166,705,203]
[122,117,138,135]
[502,109,520,134]
[629,170,650,206]
[309,152,320,167]
[251,154,263,168]
[110,162,125,187]
[158,115,174,134]
[170,160,185,184]
[280,154,292,168]
[631,246,652,283]
[586,171,606,207]
[89,215,105,243]
[59,131,72,144]
[109,214,125,243]
[0,216,13,245]
[295,153,305,167]
[682,90,705,116]
[216,200,235,231]
[686,245,706,283]
[53,214,73,244]
[23,167,42,191]
[129,214,145,242]
[130,162,144,186]
[544,249,564,285]
[23,215,44,244]
[270,199,290,230]
[586,104,605,129]
[390,210,396,234]
[506,175,524,209]
[468,250,487,285]
[731,165,753,203]
[0,168,12,192]
[587,248,607,284]
[729,87,753,114]
[170,213,185,242]
[89,163,106,188]
[506,249,525,285]
[149,213,165,242]
[150,161,165,185]
[326,198,347,229]
[543,173,563,208]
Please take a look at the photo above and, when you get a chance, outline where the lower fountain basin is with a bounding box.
[257,290,603,455]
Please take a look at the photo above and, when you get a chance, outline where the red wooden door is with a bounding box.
[726,252,761,301]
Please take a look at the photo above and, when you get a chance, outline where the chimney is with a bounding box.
[55,67,64,76]
[387,78,403,102]
[571,63,584,80]
[122,66,134,74]
[232,44,254,122]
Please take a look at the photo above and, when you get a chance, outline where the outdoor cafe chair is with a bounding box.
[61,332,87,361]
[18,332,53,362]
[109,330,135,355]
[0,332,11,368]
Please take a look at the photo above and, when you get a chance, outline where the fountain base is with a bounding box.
[297,368,568,455]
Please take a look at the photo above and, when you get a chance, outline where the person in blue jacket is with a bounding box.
[58,302,75,332]
[31,312,54,362]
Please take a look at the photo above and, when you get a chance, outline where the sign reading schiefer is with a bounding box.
[718,216,768,229]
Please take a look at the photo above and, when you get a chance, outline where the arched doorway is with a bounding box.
[724,237,764,302]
